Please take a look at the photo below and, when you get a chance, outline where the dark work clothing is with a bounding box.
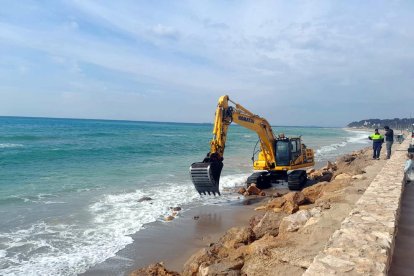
[384,128,394,158]
[385,129,394,142]
[373,142,382,159]
[369,132,384,159]
[386,141,393,159]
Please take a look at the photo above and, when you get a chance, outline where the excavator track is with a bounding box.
[190,161,223,195]
[287,170,307,190]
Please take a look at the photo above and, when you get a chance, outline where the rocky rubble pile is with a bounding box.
[131,148,374,276]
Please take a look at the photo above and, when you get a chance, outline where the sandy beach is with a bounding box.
[82,199,266,275]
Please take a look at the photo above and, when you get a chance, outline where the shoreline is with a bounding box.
[82,198,267,275]
[84,129,377,275]
[129,143,393,275]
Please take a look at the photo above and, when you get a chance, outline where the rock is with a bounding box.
[238,187,247,194]
[130,262,180,276]
[252,211,285,238]
[352,174,366,180]
[316,201,331,209]
[319,171,333,182]
[219,227,255,249]
[165,216,174,221]
[308,169,333,182]
[309,171,322,180]
[304,216,320,228]
[243,191,249,197]
[283,201,299,214]
[282,191,306,206]
[322,202,331,209]
[266,197,286,209]
[280,192,306,214]
[302,182,329,203]
[138,196,153,202]
[272,192,282,198]
[171,206,182,212]
[254,206,266,211]
[244,233,279,256]
[249,214,265,228]
[306,168,315,174]
[279,210,311,233]
[246,184,261,195]
[326,161,337,171]
[182,248,214,276]
[198,260,244,276]
[339,154,356,163]
[334,173,352,180]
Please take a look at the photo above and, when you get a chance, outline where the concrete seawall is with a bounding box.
[304,139,410,275]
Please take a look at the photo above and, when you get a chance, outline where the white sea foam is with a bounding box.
[345,130,370,144]
[0,143,24,148]
[315,130,370,161]
[220,174,248,188]
[0,182,201,275]
[315,141,347,156]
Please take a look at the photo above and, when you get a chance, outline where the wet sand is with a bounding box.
[389,182,414,276]
[82,198,264,276]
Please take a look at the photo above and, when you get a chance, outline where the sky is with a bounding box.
[0,0,413,126]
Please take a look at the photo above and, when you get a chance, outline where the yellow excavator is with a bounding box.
[190,95,314,195]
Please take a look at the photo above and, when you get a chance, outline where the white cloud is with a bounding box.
[0,1,413,125]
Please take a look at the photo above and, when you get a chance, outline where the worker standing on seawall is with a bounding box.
[384,126,394,159]
[368,128,384,160]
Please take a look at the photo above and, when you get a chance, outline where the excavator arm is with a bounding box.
[190,95,277,195]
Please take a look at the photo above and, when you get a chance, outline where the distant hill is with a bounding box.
[347,118,414,130]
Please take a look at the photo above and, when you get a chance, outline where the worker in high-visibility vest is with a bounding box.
[368,128,384,159]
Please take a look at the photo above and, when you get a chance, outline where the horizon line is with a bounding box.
[0,115,345,128]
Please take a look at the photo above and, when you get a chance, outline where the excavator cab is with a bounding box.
[275,137,302,166]
[275,139,291,166]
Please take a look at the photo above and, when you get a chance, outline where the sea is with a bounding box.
[0,116,371,275]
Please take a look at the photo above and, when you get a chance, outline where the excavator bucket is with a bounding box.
[189,161,223,196]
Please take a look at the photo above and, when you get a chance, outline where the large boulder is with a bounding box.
[252,211,285,238]
[279,210,311,233]
[301,182,329,203]
[266,197,286,209]
[246,184,261,195]
[282,191,306,205]
[219,227,255,249]
[281,192,306,214]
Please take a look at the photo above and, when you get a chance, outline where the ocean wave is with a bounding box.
[0,183,200,275]
[315,141,347,156]
[315,130,370,161]
[0,143,24,149]
[0,172,251,275]
[0,193,61,206]
[220,174,248,188]
[346,132,370,144]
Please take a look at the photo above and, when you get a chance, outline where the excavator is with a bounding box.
[189,95,315,195]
